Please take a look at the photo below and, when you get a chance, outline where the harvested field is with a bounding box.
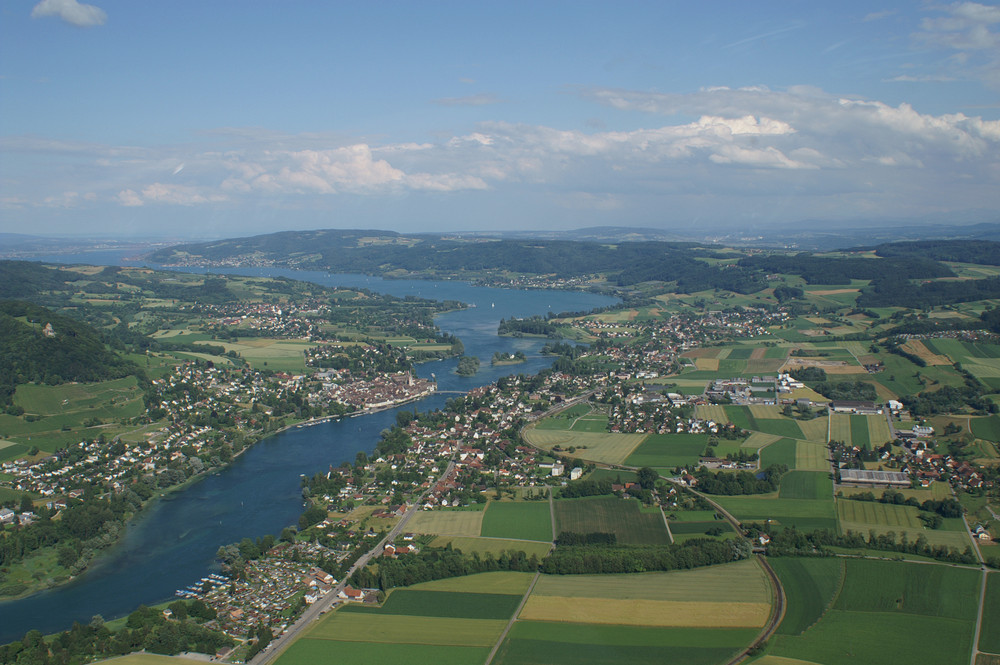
[522,428,646,465]
[406,510,484,537]
[901,340,952,366]
[681,348,722,359]
[795,440,829,471]
[428,536,551,559]
[695,404,728,424]
[796,417,828,443]
[695,357,720,371]
[742,432,782,449]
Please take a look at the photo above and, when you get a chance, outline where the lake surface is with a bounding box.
[0,256,616,642]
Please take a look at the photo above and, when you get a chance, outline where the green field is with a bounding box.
[554,496,671,545]
[979,573,1000,654]
[523,427,646,465]
[624,433,707,468]
[340,589,522,620]
[428,536,551,559]
[760,438,797,468]
[495,623,758,665]
[837,500,973,549]
[794,439,829,471]
[406,509,484,537]
[723,405,755,430]
[850,415,871,448]
[481,501,553,542]
[770,559,980,665]
[307,612,506,647]
[971,415,1000,442]
[408,571,535,595]
[94,656,207,665]
[275,639,489,665]
[769,557,844,635]
[753,418,805,439]
[714,496,838,533]
[779,471,833,500]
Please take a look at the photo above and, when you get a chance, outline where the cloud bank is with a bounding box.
[31,0,106,27]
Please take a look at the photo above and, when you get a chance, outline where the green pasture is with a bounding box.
[779,471,833,500]
[624,433,707,468]
[723,405,755,430]
[341,589,521,620]
[850,416,871,448]
[275,639,489,665]
[554,496,671,545]
[760,437,797,468]
[306,611,506,647]
[836,500,973,549]
[481,501,553,542]
[769,557,844,636]
[980,573,1000,654]
[753,418,805,439]
[409,571,535,595]
[94,655,207,665]
[496,623,758,665]
[795,439,829,470]
[215,338,313,373]
[971,415,1000,442]
[428,536,551,559]
[570,414,610,433]
[714,496,838,532]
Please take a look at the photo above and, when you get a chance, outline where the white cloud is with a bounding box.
[433,93,503,106]
[31,0,106,27]
[914,2,1000,87]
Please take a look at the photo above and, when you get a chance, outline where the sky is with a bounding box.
[1,0,999,239]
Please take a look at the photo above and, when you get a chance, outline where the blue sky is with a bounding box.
[1,0,999,238]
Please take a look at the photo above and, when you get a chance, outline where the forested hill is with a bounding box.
[148,229,770,292]
[0,300,137,408]
[873,239,1000,266]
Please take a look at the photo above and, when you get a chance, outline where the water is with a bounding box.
[0,254,616,641]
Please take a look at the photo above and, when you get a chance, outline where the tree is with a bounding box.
[637,467,659,490]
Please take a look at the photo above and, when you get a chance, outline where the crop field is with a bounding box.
[849,416,871,448]
[749,404,781,418]
[779,471,832,500]
[728,347,756,359]
[971,415,1000,442]
[624,433,707,468]
[275,639,489,665]
[554,496,671,545]
[769,557,843,636]
[341,589,522,620]
[495,622,759,665]
[407,571,534,595]
[95,656,206,665]
[839,482,950,502]
[428,536,551,559]
[215,338,313,373]
[695,404,728,424]
[519,596,770,628]
[714,496,838,532]
[570,414,610,432]
[760,437,797,468]
[723,405,755,430]
[742,432,781,449]
[694,357,720,371]
[753,418,805,439]
[307,612,506,646]
[769,559,979,665]
[406,509,484,537]
[794,440,829,470]
[836,500,972,549]
[978,573,1000,654]
[481,501,552,542]
[901,339,952,365]
[522,427,646,465]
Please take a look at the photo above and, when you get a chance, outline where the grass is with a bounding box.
[829,413,853,446]
[519,596,770,628]
[275,640,489,665]
[979,573,1000,654]
[849,415,871,449]
[408,571,536,595]
[93,656,208,665]
[406,509,484,537]
[779,471,833,500]
[713,496,838,532]
[428,536,551,559]
[794,440,829,471]
[340,589,522,620]
[481,501,553,542]
[770,558,980,665]
[972,415,1000,442]
[522,427,646,465]
[624,433,707,468]
[836,500,973,549]
[723,405,755,430]
[760,437,797,468]
[496,624,758,665]
[554,496,671,545]
[307,612,507,646]
[768,557,844,635]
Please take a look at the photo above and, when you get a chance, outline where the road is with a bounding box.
[252,459,456,665]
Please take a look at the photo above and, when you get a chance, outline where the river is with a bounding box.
[0,258,616,642]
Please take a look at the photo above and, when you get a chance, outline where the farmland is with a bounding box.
[836,500,973,549]
[481,501,553,542]
[624,433,707,469]
[978,573,1000,655]
[522,426,646,465]
[554,496,671,545]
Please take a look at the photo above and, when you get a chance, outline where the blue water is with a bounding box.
[0,255,616,641]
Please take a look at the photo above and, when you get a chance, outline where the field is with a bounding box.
[495,623,759,665]
[624,433,707,468]
[407,571,535,595]
[760,438,797,468]
[522,427,646,465]
[836,499,973,549]
[769,559,980,665]
[275,639,489,665]
[428,536,551,559]
[980,573,1000,654]
[829,413,890,449]
[779,471,832,500]
[714,496,838,532]
[553,496,671,545]
[972,415,1000,442]
[768,557,844,635]
[521,560,772,628]
[481,501,553,542]
[794,439,829,471]
[307,611,507,646]
[341,589,522,620]
[405,509,484,537]
[94,656,206,665]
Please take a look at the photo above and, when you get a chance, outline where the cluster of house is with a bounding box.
[324,372,436,411]
[203,300,324,339]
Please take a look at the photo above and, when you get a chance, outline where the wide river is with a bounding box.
[0,259,617,642]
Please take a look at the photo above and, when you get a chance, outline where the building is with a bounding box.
[839,469,910,487]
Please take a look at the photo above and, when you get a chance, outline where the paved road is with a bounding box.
[252,460,456,665]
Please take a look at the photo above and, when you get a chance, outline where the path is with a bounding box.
[970,569,991,665]
[483,570,543,665]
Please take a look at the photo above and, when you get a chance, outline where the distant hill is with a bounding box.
[0,300,137,407]
[872,239,1000,266]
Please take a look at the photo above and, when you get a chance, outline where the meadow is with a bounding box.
[554,496,671,545]
[481,501,553,542]
[522,427,646,465]
[778,471,832,500]
[978,573,1000,655]
[768,557,843,636]
[836,500,973,549]
[340,589,522,620]
[624,433,707,469]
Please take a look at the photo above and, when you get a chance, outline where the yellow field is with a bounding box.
[797,417,829,442]
[786,387,829,403]
[747,359,787,373]
[406,510,484,537]
[742,432,782,449]
[867,416,892,446]
[530,560,770,603]
[795,440,829,471]
[429,536,551,559]
[901,340,951,366]
[518,597,770,628]
[749,405,782,419]
[523,428,647,465]
[308,613,506,646]
[695,357,720,371]
[696,404,729,424]
[409,571,536,595]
